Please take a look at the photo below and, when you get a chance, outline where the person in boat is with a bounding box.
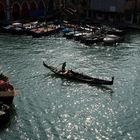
[63,69,73,76]
[64,69,68,75]
[61,62,73,76]
[62,62,66,72]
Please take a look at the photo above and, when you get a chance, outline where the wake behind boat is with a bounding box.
[43,61,114,85]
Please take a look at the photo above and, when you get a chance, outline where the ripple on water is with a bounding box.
[0,33,140,139]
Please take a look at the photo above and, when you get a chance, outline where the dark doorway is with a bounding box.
[21,2,29,18]
[48,0,54,13]
[0,3,6,20]
[12,4,20,20]
[30,2,37,17]
[38,0,45,16]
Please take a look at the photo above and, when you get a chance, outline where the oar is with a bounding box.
[43,61,64,74]
[43,61,64,69]
[55,62,64,69]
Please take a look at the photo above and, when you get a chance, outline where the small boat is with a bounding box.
[43,62,114,85]
[0,74,16,105]
[62,28,73,34]
[106,28,124,36]
[100,26,124,36]
[73,32,89,41]
[103,34,122,45]
[65,32,75,39]
[31,25,61,38]
[0,103,10,125]
[84,36,104,45]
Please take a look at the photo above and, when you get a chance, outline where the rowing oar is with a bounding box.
[43,61,64,74]
[55,62,64,68]
[43,61,64,68]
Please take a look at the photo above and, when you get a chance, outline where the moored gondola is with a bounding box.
[0,73,16,105]
[0,103,10,125]
[43,61,114,85]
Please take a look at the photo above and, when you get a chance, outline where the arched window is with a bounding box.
[38,0,45,10]
[21,2,29,18]
[0,3,6,20]
[48,0,54,13]
[38,0,45,16]
[30,1,38,17]
[12,3,20,19]
[30,1,37,11]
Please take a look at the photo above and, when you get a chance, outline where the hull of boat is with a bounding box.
[56,72,113,85]
[43,62,114,85]
[0,104,10,126]
[0,91,15,105]
[31,27,61,38]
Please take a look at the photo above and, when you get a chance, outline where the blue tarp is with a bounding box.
[62,28,72,33]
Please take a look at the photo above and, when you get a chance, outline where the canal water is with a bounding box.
[0,32,140,140]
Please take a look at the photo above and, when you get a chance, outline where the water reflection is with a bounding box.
[44,72,114,96]
[0,33,140,139]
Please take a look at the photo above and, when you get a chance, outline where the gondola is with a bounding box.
[43,61,114,85]
[31,25,61,38]
[84,36,104,45]
[103,34,122,45]
[0,103,10,125]
[0,73,16,105]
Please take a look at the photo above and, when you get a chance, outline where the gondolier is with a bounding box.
[62,62,66,72]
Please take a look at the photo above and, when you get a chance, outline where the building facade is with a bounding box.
[0,0,61,22]
[62,0,88,18]
[87,0,140,24]
[63,0,140,24]
[1,0,140,24]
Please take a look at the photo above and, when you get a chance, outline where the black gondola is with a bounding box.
[0,103,10,125]
[0,73,16,105]
[43,61,114,85]
[84,36,104,45]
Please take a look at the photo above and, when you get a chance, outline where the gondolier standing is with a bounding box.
[62,62,66,72]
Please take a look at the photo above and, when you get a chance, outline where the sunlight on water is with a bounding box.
[0,32,140,139]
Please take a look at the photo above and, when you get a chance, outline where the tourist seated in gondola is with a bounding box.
[63,69,69,75]
[63,69,73,76]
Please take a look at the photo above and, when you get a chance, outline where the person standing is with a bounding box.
[62,62,66,72]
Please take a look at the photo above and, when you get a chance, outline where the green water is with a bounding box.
[0,32,140,140]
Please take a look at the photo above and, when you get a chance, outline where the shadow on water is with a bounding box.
[90,84,114,95]
[0,104,17,132]
[44,73,114,94]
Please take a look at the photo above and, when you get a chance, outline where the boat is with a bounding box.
[43,61,114,85]
[103,34,122,45]
[100,26,124,36]
[0,74,16,105]
[73,32,89,41]
[62,28,73,34]
[65,31,75,39]
[0,103,10,125]
[31,25,61,38]
[84,36,104,45]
